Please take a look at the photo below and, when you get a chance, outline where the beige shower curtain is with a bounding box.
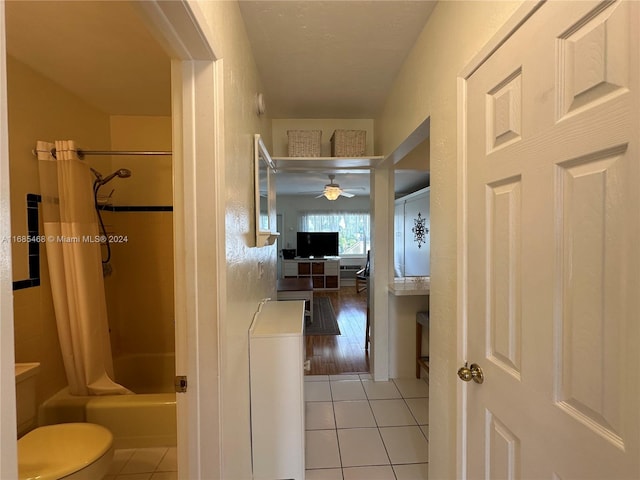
[37,140,130,396]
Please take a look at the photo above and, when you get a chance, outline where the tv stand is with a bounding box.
[282,258,340,291]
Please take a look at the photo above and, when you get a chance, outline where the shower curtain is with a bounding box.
[37,140,130,396]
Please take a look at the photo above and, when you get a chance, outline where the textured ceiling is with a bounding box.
[239,1,437,118]
[4,0,431,195]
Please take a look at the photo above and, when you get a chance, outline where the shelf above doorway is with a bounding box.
[273,156,384,171]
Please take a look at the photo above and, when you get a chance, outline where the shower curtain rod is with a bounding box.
[32,147,172,159]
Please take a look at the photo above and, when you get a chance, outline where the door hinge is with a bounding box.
[175,375,188,393]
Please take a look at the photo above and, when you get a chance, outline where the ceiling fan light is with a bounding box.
[324,186,341,200]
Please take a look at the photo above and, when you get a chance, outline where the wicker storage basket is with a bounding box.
[287,130,322,157]
[330,130,366,157]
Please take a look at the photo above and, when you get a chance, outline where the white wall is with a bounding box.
[196,2,274,479]
[374,2,524,478]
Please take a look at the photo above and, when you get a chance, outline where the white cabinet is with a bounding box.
[282,257,340,290]
[249,300,305,480]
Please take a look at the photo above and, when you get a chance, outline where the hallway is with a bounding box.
[306,287,370,375]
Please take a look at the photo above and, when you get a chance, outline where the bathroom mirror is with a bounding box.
[254,134,279,246]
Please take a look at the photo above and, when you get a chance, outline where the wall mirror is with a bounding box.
[254,134,279,246]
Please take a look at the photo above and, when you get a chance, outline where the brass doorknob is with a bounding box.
[457,362,484,384]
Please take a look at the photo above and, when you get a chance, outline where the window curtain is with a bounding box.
[36,140,130,396]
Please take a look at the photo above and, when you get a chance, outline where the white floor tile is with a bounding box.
[119,448,168,475]
[379,426,429,464]
[337,428,389,467]
[361,380,402,400]
[405,397,429,425]
[306,375,330,382]
[330,380,367,401]
[306,430,341,469]
[109,449,136,475]
[394,462,429,480]
[307,401,337,430]
[369,399,417,427]
[305,468,344,480]
[114,474,152,480]
[150,472,178,480]
[330,374,361,381]
[343,465,395,479]
[392,378,429,398]
[156,447,177,472]
[306,381,333,401]
[334,400,376,428]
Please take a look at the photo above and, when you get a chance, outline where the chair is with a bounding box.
[356,250,370,294]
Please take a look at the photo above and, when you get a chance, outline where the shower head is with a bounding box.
[94,168,132,186]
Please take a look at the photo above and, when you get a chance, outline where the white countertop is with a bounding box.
[389,277,430,296]
[250,300,305,337]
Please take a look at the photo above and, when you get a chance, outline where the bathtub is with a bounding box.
[39,353,177,449]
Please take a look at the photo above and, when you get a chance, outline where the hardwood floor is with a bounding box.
[305,285,370,375]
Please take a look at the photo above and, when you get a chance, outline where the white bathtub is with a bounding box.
[39,353,177,449]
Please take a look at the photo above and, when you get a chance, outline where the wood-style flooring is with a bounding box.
[305,286,370,375]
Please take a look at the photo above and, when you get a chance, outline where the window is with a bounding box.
[299,211,370,256]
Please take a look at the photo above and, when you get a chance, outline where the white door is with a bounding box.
[461,1,639,478]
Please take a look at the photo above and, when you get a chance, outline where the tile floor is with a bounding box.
[104,446,177,480]
[103,374,428,480]
[305,374,429,480]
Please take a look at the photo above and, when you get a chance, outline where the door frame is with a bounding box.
[0,2,18,477]
[133,2,223,478]
[456,1,544,478]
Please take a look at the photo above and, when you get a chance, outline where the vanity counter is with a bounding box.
[389,277,430,296]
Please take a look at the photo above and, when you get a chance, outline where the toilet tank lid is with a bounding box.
[15,363,40,383]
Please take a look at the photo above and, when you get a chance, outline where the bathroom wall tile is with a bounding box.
[110,212,175,355]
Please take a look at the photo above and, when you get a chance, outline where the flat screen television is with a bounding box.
[296,232,339,258]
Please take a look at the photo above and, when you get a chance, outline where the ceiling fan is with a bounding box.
[316,174,355,200]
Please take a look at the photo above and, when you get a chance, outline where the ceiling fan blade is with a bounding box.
[340,191,355,198]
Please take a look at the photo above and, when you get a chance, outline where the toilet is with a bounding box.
[15,363,114,480]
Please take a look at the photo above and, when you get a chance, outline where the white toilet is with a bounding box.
[15,363,114,480]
